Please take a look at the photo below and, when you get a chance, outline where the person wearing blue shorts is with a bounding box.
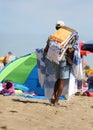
[44,20,75,106]
[53,46,75,106]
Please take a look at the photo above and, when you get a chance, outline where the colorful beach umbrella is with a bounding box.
[0,53,44,95]
[81,40,93,52]
[79,41,93,56]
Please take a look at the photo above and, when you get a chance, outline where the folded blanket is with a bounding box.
[49,26,76,43]
[47,31,78,64]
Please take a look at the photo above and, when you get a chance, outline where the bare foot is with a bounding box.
[54,102,60,106]
[49,98,55,104]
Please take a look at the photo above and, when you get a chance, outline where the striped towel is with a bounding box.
[72,42,83,80]
[36,49,45,87]
[36,49,57,89]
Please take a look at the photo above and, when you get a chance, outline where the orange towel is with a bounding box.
[0,57,4,62]
[49,26,76,43]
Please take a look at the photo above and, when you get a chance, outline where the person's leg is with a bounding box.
[53,79,59,100]
[50,62,60,104]
[49,79,59,104]
[54,79,64,106]
[53,61,65,106]
[53,61,70,106]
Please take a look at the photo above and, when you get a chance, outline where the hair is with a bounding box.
[8,51,12,55]
[56,25,61,30]
[6,81,12,89]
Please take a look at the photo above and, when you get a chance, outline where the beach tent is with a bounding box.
[0,53,44,95]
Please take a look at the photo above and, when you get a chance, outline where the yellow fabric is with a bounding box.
[0,57,10,63]
[0,57,4,62]
[84,68,93,74]
[49,26,76,43]
[15,90,23,94]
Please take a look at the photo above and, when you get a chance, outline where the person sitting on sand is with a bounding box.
[0,80,15,96]
[87,73,93,92]
[81,80,88,92]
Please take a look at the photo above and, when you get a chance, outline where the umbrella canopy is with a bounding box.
[81,40,93,52]
[79,41,93,56]
[0,53,44,95]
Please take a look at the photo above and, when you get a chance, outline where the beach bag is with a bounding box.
[46,26,78,64]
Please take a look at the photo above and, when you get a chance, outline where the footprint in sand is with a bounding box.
[0,126,7,129]
[9,110,18,113]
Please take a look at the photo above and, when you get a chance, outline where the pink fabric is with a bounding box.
[2,84,6,88]
[1,82,15,95]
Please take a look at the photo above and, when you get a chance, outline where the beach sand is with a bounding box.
[0,94,93,130]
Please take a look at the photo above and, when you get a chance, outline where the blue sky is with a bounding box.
[0,0,93,67]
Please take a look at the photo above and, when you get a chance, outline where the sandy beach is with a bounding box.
[0,94,93,130]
